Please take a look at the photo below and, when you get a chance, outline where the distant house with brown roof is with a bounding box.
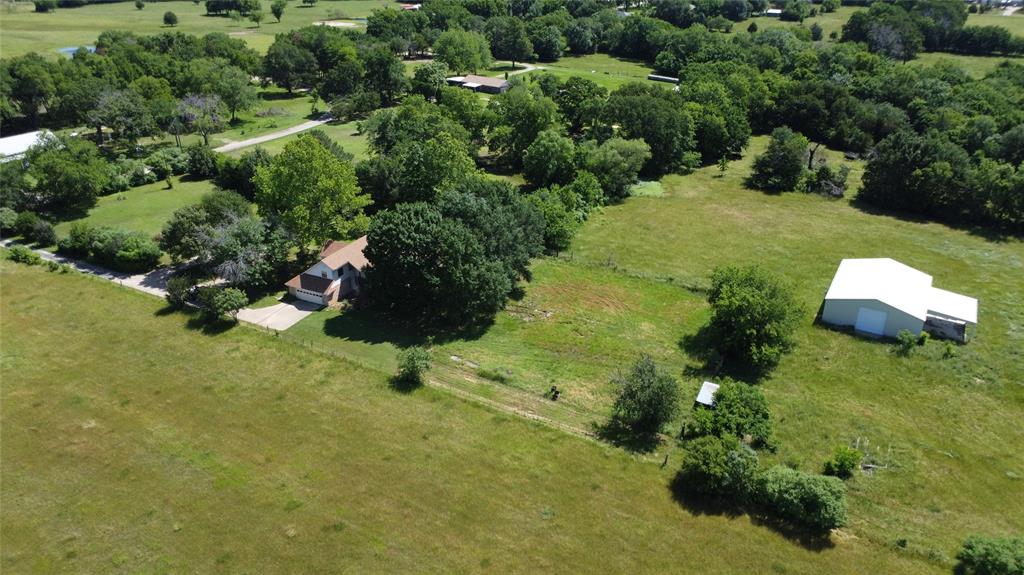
[446,74,510,94]
[285,236,368,305]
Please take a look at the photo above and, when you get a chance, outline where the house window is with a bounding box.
[321,271,328,279]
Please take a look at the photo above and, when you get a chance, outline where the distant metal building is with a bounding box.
[647,74,680,84]
[446,74,510,94]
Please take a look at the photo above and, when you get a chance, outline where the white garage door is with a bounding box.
[855,307,888,337]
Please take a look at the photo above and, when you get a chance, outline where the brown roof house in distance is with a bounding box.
[446,74,510,94]
[285,236,368,306]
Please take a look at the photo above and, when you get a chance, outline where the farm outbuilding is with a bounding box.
[445,75,509,94]
[821,258,978,342]
[695,381,719,407]
[0,130,52,163]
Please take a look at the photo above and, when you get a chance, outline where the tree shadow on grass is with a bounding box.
[260,90,309,102]
[185,315,237,335]
[850,197,1021,244]
[153,304,178,317]
[678,324,766,384]
[593,418,662,454]
[668,473,836,552]
[388,374,421,394]
[320,306,492,349]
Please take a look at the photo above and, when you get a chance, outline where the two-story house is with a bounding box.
[285,236,368,306]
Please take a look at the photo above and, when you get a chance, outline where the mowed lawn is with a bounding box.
[561,135,1024,559]
[233,119,370,160]
[0,0,388,57]
[523,53,655,90]
[912,51,1024,79]
[724,7,864,39]
[967,10,1024,36]
[141,87,322,152]
[53,176,214,239]
[0,261,937,574]
[278,135,1023,566]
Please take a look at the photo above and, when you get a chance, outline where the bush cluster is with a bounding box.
[956,534,1024,575]
[58,222,162,273]
[6,244,43,265]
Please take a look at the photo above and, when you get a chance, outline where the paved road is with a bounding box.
[1,238,174,296]
[213,113,333,153]
[2,239,316,331]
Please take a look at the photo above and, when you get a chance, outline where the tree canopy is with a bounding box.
[255,134,370,249]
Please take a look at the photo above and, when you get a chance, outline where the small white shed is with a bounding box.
[695,381,719,407]
[821,258,978,342]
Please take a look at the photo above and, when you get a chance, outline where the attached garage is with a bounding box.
[820,258,978,342]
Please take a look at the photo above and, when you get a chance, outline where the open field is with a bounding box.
[911,51,1024,78]
[0,259,939,574]
[52,176,214,239]
[521,54,653,90]
[727,7,864,39]
[966,10,1024,36]
[284,135,1024,566]
[230,119,369,160]
[0,0,387,57]
[136,88,321,152]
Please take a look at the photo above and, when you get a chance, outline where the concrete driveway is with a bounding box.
[236,299,322,331]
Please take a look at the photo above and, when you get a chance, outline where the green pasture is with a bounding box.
[0,0,386,57]
[1,259,941,574]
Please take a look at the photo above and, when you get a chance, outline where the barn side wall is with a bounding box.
[822,299,924,339]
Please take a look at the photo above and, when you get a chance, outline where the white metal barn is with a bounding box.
[0,130,52,163]
[821,258,978,342]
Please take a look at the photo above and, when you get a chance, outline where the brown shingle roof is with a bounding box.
[319,240,346,259]
[285,273,334,294]
[321,235,368,271]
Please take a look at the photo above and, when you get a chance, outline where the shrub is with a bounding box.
[895,329,917,356]
[33,0,57,12]
[165,275,196,308]
[396,346,431,386]
[57,222,97,257]
[199,286,247,320]
[822,445,862,480]
[30,219,57,246]
[164,10,178,26]
[956,534,1024,575]
[677,434,759,497]
[148,147,189,178]
[757,466,848,531]
[331,89,381,122]
[476,368,511,384]
[14,211,40,238]
[7,245,42,265]
[0,208,17,234]
[684,381,775,449]
[610,355,681,437]
[56,223,161,273]
[135,0,143,8]
[187,144,219,178]
[705,265,803,375]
